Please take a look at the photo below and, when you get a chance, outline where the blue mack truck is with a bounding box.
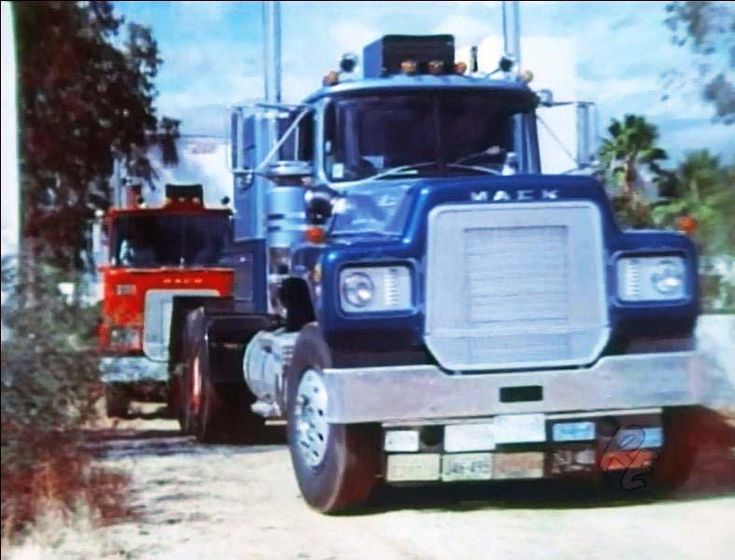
[168,35,706,512]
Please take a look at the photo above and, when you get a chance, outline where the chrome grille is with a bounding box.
[143,289,218,362]
[466,226,569,325]
[425,202,609,371]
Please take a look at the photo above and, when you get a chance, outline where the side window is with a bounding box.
[297,113,314,162]
[277,110,314,162]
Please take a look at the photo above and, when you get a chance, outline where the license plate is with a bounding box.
[442,453,493,481]
[616,426,663,450]
[386,454,440,482]
[493,452,545,479]
[384,430,420,452]
[494,414,546,444]
[553,421,596,442]
[444,422,495,452]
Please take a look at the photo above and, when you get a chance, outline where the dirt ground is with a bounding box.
[73,403,735,560]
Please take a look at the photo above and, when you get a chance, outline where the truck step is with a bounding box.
[251,400,282,419]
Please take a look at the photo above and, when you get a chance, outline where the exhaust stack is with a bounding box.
[502,1,521,73]
[263,1,282,104]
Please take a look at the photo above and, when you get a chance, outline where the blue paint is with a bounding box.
[292,174,699,356]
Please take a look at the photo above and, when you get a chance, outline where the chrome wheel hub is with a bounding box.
[294,369,329,468]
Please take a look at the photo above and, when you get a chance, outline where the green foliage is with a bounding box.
[664,1,735,124]
[1,260,132,539]
[14,1,160,272]
[652,150,735,256]
[598,114,669,228]
[1,257,102,474]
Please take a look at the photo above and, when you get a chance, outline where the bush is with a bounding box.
[1,257,130,538]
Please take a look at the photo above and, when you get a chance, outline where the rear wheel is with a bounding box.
[104,385,130,419]
[183,336,265,444]
[286,324,380,513]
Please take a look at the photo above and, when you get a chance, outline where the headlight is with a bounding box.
[340,265,412,312]
[617,256,686,302]
[342,272,375,308]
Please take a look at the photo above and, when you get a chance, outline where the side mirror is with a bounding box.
[575,102,596,168]
[92,209,108,268]
[537,89,554,107]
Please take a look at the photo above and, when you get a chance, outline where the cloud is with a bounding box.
[433,15,495,47]
[169,1,237,27]
[331,22,380,54]
[113,0,732,159]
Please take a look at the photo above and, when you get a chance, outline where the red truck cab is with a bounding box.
[99,184,233,417]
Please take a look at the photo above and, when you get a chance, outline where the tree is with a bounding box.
[664,1,735,124]
[598,114,669,228]
[653,150,735,256]
[14,1,161,274]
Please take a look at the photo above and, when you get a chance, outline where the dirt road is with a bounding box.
[83,406,735,560]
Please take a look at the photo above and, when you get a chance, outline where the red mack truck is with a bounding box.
[98,183,233,417]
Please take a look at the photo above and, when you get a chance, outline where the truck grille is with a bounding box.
[143,289,218,362]
[425,202,609,371]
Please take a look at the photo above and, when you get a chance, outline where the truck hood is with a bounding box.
[329,173,616,246]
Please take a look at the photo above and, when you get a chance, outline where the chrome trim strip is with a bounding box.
[143,289,218,362]
[381,407,665,427]
[321,351,705,424]
[100,356,168,383]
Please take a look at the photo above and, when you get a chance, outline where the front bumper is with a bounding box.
[100,356,168,384]
[322,351,706,424]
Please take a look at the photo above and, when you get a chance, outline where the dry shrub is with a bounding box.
[1,258,134,541]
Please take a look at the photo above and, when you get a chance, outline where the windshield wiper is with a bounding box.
[445,163,500,175]
[344,158,503,187]
[344,161,439,187]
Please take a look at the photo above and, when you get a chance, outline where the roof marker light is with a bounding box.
[427,60,444,75]
[323,70,340,87]
[401,59,417,74]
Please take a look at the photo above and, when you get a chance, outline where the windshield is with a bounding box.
[330,183,414,236]
[324,90,535,182]
[110,213,230,267]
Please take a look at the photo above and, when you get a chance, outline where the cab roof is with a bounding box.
[304,74,539,106]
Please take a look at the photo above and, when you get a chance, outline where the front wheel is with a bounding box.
[104,385,130,419]
[651,407,700,492]
[286,324,380,513]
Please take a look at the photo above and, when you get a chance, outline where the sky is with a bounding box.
[113,0,734,165]
[3,1,734,254]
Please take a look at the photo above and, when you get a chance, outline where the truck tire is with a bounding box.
[286,324,380,513]
[652,407,700,492]
[105,385,130,419]
[182,337,265,444]
[167,374,182,421]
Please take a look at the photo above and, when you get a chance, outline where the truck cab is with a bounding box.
[99,184,233,417]
[178,35,704,512]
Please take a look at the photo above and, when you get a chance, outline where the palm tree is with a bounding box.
[598,114,668,197]
[653,149,735,255]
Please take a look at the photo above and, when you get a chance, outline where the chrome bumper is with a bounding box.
[322,351,706,424]
[100,356,168,384]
